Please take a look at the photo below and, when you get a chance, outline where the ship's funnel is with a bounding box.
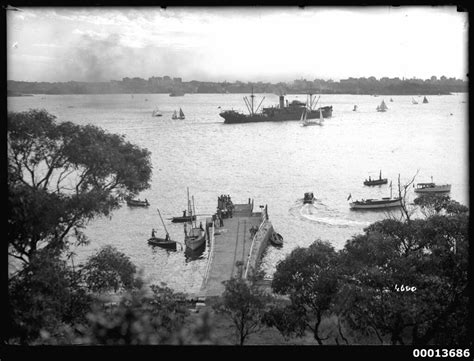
[279,95,284,109]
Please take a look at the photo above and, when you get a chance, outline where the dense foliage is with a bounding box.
[8,248,92,343]
[214,277,271,345]
[7,114,469,346]
[6,245,215,345]
[267,198,469,346]
[266,241,340,344]
[8,109,152,265]
[82,245,141,293]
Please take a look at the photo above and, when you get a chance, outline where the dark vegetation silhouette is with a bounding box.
[6,110,470,346]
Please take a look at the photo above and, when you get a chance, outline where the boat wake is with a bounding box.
[290,202,370,228]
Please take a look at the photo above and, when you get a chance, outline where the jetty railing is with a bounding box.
[243,206,268,279]
[201,221,215,289]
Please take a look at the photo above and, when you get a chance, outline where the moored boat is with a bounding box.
[303,192,315,204]
[184,242,206,262]
[364,170,388,186]
[185,224,206,251]
[147,208,177,250]
[148,236,177,250]
[422,96,429,104]
[349,181,401,210]
[219,90,333,124]
[414,182,451,194]
[269,232,283,247]
[349,197,402,209]
[126,198,149,207]
[171,214,197,223]
[152,108,162,116]
[183,188,206,251]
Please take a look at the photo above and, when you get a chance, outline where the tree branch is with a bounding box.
[398,170,419,223]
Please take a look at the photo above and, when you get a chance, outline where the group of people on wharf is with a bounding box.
[211,194,234,227]
[217,195,234,215]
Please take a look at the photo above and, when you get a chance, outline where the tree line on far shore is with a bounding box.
[5,109,470,346]
[7,75,467,96]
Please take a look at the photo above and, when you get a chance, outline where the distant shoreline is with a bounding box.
[6,91,463,96]
[7,92,34,97]
[7,77,467,97]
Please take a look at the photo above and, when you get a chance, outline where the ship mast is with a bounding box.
[243,86,264,115]
[192,195,197,228]
[157,208,169,237]
[243,97,252,114]
[250,86,255,115]
[255,96,265,113]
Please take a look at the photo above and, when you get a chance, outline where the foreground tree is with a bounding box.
[82,245,141,293]
[339,206,469,345]
[265,240,340,345]
[35,282,215,345]
[77,284,190,345]
[414,194,468,217]
[7,245,216,345]
[7,248,91,344]
[8,109,152,266]
[213,277,271,345]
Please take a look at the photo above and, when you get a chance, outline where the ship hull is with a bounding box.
[185,228,206,250]
[147,237,177,250]
[414,185,451,193]
[350,198,402,209]
[363,178,388,186]
[220,106,333,124]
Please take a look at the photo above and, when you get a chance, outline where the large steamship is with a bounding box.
[219,90,333,124]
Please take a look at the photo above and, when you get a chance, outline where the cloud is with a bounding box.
[72,29,110,40]
[6,6,467,82]
[33,43,61,48]
[56,32,199,81]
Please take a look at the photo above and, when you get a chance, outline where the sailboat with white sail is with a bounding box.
[376,99,388,112]
[301,95,324,126]
[172,108,185,120]
[152,108,163,117]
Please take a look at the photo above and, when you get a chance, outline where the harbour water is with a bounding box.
[8,92,468,294]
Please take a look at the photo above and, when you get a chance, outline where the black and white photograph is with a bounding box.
[5,4,470,352]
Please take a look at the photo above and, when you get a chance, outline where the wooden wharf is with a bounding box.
[198,200,274,301]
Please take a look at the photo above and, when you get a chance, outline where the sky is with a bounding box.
[7,6,468,83]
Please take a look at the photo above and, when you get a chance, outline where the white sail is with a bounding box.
[300,108,307,125]
[377,100,388,112]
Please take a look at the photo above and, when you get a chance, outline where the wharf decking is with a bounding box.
[199,202,271,299]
